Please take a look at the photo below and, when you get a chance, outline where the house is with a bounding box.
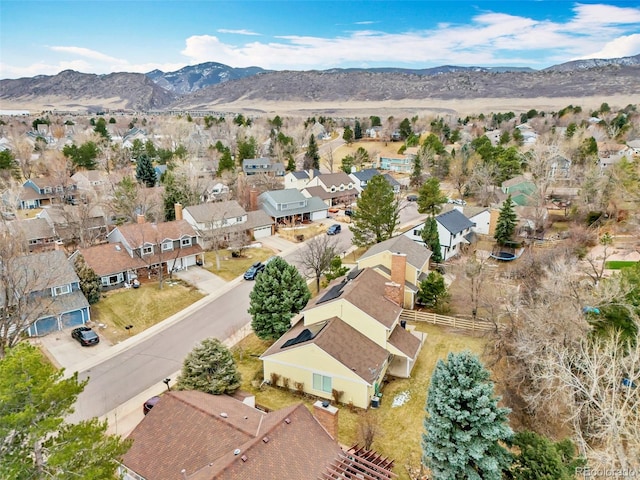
[38,205,108,246]
[301,172,357,207]
[242,157,285,176]
[262,267,425,408]
[357,235,431,309]
[6,217,57,252]
[349,168,400,195]
[549,155,571,178]
[183,200,274,245]
[378,154,413,173]
[405,208,475,261]
[71,170,109,192]
[73,243,143,290]
[119,390,396,480]
[365,126,383,138]
[100,218,204,285]
[501,175,537,206]
[19,176,78,209]
[200,182,230,202]
[258,189,328,225]
[627,139,640,156]
[121,127,148,149]
[283,169,320,190]
[464,206,491,236]
[0,250,91,336]
[597,142,632,169]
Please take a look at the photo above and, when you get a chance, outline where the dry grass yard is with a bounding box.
[203,247,275,281]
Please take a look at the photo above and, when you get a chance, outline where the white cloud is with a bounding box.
[354,21,376,25]
[217,29,260,36]
[578,34,640,59]
[48,46,124,63]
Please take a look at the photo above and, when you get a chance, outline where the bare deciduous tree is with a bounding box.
[296,234,341,292]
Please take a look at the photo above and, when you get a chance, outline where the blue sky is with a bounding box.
[1,1,639,79]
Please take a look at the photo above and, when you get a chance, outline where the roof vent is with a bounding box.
[321,401,330,408]
[262,436,270,443]
[241,455,248,462]
[115,245,121,251]
[284,418,291,424]
[220,412,228,418]
[233,449,241,456]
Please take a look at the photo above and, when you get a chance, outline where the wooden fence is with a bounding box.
[399,310,496,332]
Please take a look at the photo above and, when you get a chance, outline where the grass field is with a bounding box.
[91,280,204,343]
[231,323,487,480]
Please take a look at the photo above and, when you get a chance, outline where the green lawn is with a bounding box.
[91,280,204,343]
[231,323,487,480]
[203,247,275,281]
[605,260,638,270]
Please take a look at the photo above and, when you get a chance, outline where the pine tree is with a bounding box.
[510,430,585,480]
[176,338,241,395]
[354,120,363,140]
[73,254,101,305]
[0,343,131,478]
[216,147,234,176]
[303,134,320,170]
[342,126,354,144]
[135,154,156,187]
[248,257,310,340]
[350,174,400,247]
[410,154,423,187]
[421,217,442,263]
[417,177,448,217]
[495,195,517,246]
[422,351,513,480]
[417,271,449,310]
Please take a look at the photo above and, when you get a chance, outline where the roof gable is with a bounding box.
[359,235,431,270]
[436,209,474,234]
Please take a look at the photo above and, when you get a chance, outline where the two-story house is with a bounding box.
[6,217,57,252]
[258,189,328,225]
[261,267,425,409]
[349,168,401,196]
[19,176,78,209]
[242,157,285,176]
[377,150,415,173]
[1,250,92,336]
[356,235,431,309]
[77,219,203,289]
[405,208,475,261]
[301,172,357,207]
[183,200,274,246]
[283,169,320,190]
[38,205,108,247]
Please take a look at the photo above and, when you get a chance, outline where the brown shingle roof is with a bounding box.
[317,172,353,188]
[8,217,55,241]
[112,219,198,247]
[78,242,145,276]
[307,268,402,329]
[184,201,247,224]
[262,317,389,384]
[388,324,422,359]
[122,391,342,480]
[358,235,431,271]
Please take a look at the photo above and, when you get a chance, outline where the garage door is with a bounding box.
[61,310,84,329]
[253,225,272,239]
[30,316,58,336]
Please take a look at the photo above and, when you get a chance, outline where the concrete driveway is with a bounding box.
[173,265,227,294]
[34,326,113,371]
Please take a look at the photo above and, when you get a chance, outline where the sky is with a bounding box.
[1,1,640,79]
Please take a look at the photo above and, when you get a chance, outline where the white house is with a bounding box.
[404,208,475,261]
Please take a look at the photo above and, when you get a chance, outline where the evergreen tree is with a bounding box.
[73,254,101,305]
[422,351,513,480]
[417,177,448,217]
[342,126,354,144]
[509,430,585,480]
[216,147,235,176]
[421,217,442,263]
[495,195,517,246]
[324,256,349,284]
[0,343,131,479]
[354,120,363,140]
[350,174,400,247]
[236,136,257,165]
[176,338,241,395]
[162,171,201,221]
[399,118,413,140]
[135,154,156,187]
[62,141,100,171]
[341,155,354,174]
[286,155,296,172]
[93,117,110,140]
[303,134,320,170]
[417,271,449,310]
[0,149,21,180]
[249,257,310,341]
[130,138,144,160]
[410,154,423,187]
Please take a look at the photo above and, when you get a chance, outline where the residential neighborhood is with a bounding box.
[1,100,639,479]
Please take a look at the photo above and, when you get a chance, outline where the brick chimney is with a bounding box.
[174,203,183,221]
[313,400,338,439]
[249,188,258,212]
[384,281,403,307]
[391,252,407,286]
[136,213,145,224]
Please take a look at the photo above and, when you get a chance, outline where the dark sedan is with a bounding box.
[243,262,265,280]
[71,326,100,346]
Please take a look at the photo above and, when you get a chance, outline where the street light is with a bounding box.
[163,378,171,391]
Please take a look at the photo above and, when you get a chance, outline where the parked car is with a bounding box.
[326,224,341,235]
[143,395,161,415]
[344,208,353,216]
[407,194,418,202]
[71,326,99,346]
[243,261,265,280]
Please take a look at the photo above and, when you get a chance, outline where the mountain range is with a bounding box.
[1,54,638,113]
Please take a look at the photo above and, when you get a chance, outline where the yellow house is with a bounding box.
[356,235,431,309]
[261,268,425,409]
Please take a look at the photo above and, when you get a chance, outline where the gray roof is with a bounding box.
[184,200,246,223]
[359,235,431,270]
[259,188,306,205]
[383,173,400,187]
[350,168,379,182]
[259,190,328,219]
[291,170,311,179]
[436,209,475,234]
[8,217,55,240]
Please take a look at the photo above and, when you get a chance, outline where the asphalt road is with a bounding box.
[68,203,424,423]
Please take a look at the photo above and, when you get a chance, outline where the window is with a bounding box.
[313,373,332,393]
[414,229,422,236]
[162,241,173,251]
[181,238,192,247]
[142,245,153,255]
[53,285,71,296]
[101,274,123,286]
[236,216,243,223]
[43,187,52,194]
